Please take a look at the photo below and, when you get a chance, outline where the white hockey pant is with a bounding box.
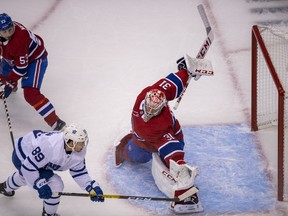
[5,171,27,191]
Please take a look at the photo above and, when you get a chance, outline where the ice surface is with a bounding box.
[0,0,288,215]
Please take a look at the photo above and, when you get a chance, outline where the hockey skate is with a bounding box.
[0,182,15,197]
[171,193,204,214]
[53,119,66,131]
[42,210,60,216]
[114,133,133,167]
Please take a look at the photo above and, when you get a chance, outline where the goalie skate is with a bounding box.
[171,193,204,214]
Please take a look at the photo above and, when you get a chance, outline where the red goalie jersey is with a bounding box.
[131,69,190,165]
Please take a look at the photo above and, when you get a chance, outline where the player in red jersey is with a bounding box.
[114,55,214,214]
[0,13,65,130]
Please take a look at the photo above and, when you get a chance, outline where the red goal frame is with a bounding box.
[251,25,285,201]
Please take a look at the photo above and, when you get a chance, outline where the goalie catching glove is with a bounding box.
[177,54,214,81]
[85,180,105,202]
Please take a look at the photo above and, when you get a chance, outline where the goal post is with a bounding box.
[251,25,288,201]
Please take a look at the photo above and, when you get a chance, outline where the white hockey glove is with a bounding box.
[183,54,214,80]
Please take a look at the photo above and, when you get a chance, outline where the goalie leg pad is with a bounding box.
[169,159,199,192]
[151,153,199,199]
[151,153,176,198]
[114,132,133,167]
[169,160,203,213]
[152,154,203,213]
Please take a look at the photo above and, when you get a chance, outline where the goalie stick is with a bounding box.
[54,192,180,202]
[55,186,199,202]
[173,4,214,110]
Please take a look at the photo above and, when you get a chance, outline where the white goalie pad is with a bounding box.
[184,53,214,77]
[169,159,199,191]
[151,153,199,199]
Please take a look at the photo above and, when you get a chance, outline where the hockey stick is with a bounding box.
[173,4,214,110]
[2,98,15,149]
[54,192,180,202]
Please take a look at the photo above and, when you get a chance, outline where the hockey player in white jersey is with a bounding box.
[0,123,104,216]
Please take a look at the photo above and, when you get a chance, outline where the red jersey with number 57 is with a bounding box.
[131,69,190,165]
[0,21,48,77]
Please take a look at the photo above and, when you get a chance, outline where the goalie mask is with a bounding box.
[63,123,89,151]
[143,89,167,122]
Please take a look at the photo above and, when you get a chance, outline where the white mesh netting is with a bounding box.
[256,25,288,200]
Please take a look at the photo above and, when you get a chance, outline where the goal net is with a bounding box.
[251,25,288,201]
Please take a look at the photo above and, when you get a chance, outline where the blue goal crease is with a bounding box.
[106,124,276,215]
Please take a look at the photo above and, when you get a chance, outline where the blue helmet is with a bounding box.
[0,13,13,31]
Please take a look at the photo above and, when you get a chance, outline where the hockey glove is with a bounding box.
[0,75,17,99]
[0,84,12,99]
[85,180,104,202]
[176,57,187,71]
[0,74,17,90]
[33,178,52,199]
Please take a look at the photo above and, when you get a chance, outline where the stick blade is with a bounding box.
[197,4,212,33]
